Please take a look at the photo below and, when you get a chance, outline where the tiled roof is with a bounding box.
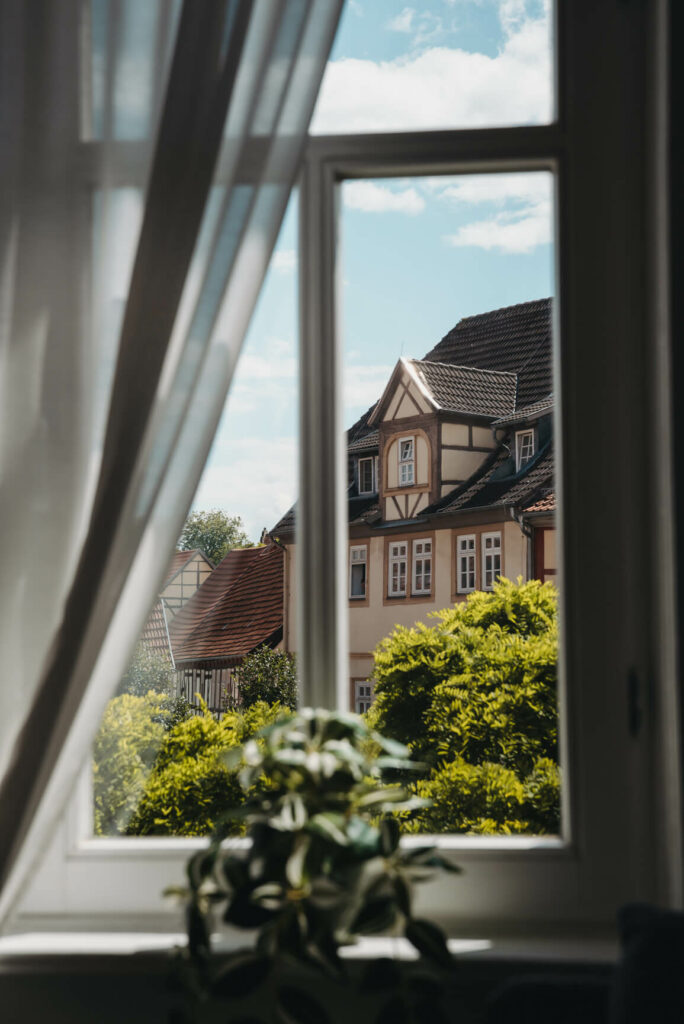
[493,396,554,429]
[140,600,173,660]
[347,430,379,453]
[525,490,556,513]
[429,444,554,515]
[424,298,552,409]
[172,543,283,666]
[164,549,199,585]
[409,359,517,418]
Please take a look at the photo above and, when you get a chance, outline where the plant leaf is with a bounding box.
[380,817,400,856]
[351,897,397,935]
[359,957,402,993]
[376,994,410,1024]
[405,918,453,970]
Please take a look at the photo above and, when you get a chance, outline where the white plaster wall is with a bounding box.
[441,448,488,482]
[442,422,469,446]
[503,520,527,581]
[544,529,557,569]
[472,425,496,448]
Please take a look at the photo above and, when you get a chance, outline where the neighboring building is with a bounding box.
[272,298,556,712]
[139,548,214,660]
[168,542,284,711]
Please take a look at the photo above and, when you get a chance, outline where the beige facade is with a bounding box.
[162,550,214,617]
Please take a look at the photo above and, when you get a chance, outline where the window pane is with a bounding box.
[91,195,298,838]
[312,0,554,134]
[343,171,560,837]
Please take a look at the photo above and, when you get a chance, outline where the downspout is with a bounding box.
[509,506,534,581]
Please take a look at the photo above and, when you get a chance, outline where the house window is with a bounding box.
[515,429,535,471]
[349,545,367,599]
[398,437,414,486]
[412,539,432,595]
[388,541,407,596]
[358,456,376,494]
[354,680,374,715]
[482,532,501,590]
[457,535,477,593]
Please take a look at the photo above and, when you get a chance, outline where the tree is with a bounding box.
[178,508,252,565]
[234,646,298,710]
[117,641,176,698]
[368,577,560,835]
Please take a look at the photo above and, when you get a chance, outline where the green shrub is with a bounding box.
[369,577,560,835]
[127,701,286,836]
[234,646,298,710]
[93,692,176,836]
[117,641,176,698]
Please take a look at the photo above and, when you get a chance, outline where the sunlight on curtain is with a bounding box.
[0,0,341,928]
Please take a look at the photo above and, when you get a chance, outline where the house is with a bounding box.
[273,298,556,712]
[139,548,214,662]
[167,541,285,710]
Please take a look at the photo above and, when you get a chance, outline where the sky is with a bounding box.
[191,0,555,542]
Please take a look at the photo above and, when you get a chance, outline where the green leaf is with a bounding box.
[393,874,411,917]
[359,957,402,993]
[380,817,400,856]
[286,835,310,888]
[276,985,330,1024]
[351,897,397,935]
[405,918,453,970]
[211,952,272,998]
[307,813,349,846]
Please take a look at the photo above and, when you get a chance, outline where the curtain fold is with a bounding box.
[0,0,341,928]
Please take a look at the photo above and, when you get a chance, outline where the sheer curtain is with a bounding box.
[0,0,341,928]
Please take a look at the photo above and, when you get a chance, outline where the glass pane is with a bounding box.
[312,0,554,134]
[91,195,298,837]
[343,170,560,837]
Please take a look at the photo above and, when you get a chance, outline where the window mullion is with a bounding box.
[297,155,348,709]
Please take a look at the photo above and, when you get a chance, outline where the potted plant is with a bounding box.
[169,707,460,1023]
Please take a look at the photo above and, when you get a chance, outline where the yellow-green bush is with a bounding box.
[370,577,560,835]
[126,701,287,836]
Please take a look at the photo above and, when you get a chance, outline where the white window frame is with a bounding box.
[19,2,683,944]
[387,541,407,597]
[353,679,374,715]
[412,538,432,595]
[357,456,376,494]
[398,436,415,486]
[457,534,477,594]
[349,544,367,599]
[481,532,501,591]
[515,429,535,471]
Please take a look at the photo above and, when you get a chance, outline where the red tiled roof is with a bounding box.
[171,544,284,667]
[525,491,556,513]
[140,600,173,660]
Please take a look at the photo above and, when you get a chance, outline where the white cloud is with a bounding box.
[344,364,394,414]
[439,171,552,253]
[344,181,425,215]
[272,249,296,273]
[311,0,551,133]
[387,7,415,33]
[192,437,297,541]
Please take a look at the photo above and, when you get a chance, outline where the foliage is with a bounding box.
[169,708,460,1023]
[178,508,252,565]
[234,646,298,711]
[127,701,283,837]
[93,692,190,836]
[369,577,560,834]
[117,641,176,698]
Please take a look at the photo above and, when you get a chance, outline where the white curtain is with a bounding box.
[0,0,341,927]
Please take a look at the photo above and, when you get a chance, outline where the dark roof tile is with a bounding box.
[410,359,516,418]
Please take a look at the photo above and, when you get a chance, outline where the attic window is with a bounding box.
[398,437,415,486]
[515,429,535,472]
[358,456,377,494]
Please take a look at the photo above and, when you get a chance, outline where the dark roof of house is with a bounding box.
[428,442,554,516]
[424,298,552,410]
[172,543,283,666]
[409,359,517,418]
[347,430,379,454]
[493,395,554,429]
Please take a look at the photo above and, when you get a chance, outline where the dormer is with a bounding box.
[368,358,517,521]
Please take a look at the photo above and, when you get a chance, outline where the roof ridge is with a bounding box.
[454,296,552,327]
[414,358,518,380]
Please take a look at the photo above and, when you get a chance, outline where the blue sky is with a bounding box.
[191,0,554,541]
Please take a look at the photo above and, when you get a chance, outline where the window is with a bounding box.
[388,542,407,597]
[358,456,376,494]
[412,539,432,595]
[515,429,535,471]
[398,437,414,486]
[353,680,374,715]
[349,545,367,599]
[482,532,501,591]
[457,535,477,593]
